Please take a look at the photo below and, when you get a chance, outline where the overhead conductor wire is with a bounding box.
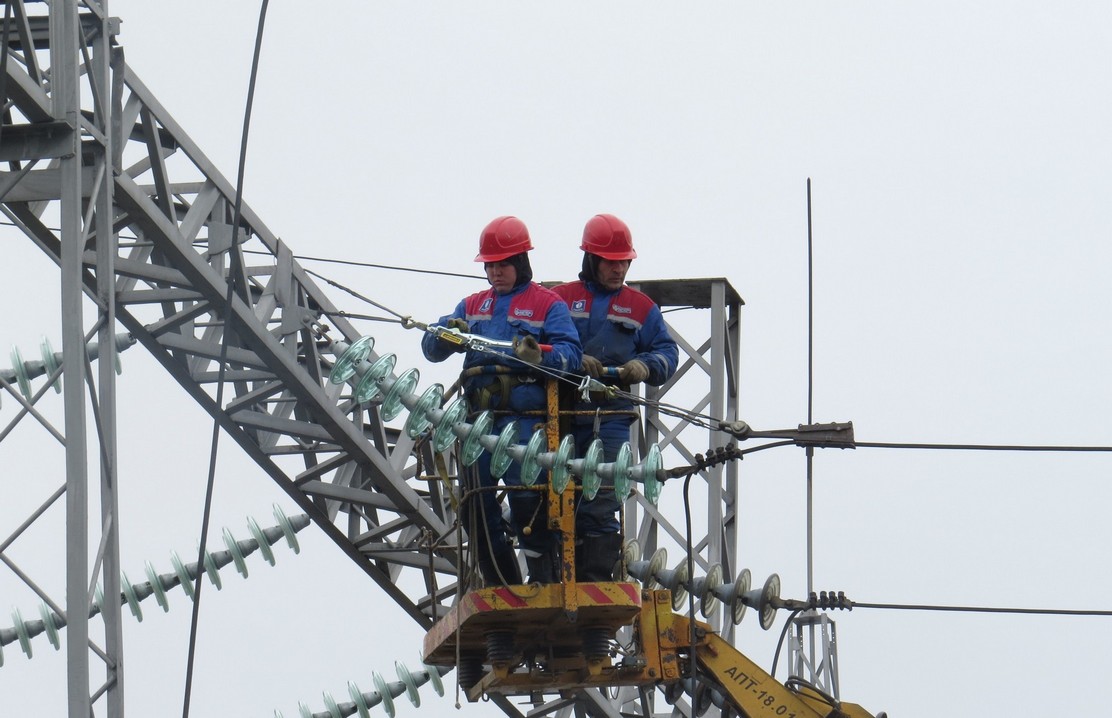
[252,249,485,281]
[305,262,1112,456]
[181,3,269,717]
[239,212,1112,649]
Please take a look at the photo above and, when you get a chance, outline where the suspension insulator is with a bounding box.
[222,527,250,579]
[355,353,396,404]
[169,551,195,600]
[633,443,663,505]
[698,563,724,620]
[247,516,276,566]
[38,603,60,650]
[610,442,634,500]
[39,337,61,394]
[394,660,422,707]
[579,439,604,500]
[321,690,342,718]
[614,538,641,581]
[627,547,667,588]
[549,434,576,494]
[517,428,546,486]
[347,680,374,718]
[273,504,303,554]
[120,571,143,622]
[404,383,443,438]
[328,335,374,385]
[11,607,32,658]
[372,671,396,718]
[10,346,32,400]
[487,420,518,478]
[432,397,467,452]
[459,411,493,466]
[380,367,420,422]
[202,548,223,590]
[421,660,445,697]
[144,561,170,612]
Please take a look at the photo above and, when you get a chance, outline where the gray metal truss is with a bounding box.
[629,280,742,631]
[0,5,743,718]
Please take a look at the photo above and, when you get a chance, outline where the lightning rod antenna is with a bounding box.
[806,178,815,596]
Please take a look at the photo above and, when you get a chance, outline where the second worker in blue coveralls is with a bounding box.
[553,214,679,581]
[422,216,581,585]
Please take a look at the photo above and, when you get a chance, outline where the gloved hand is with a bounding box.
[580,354,604,378]
[439,318,470,352]
[512,335,543,365]
[617,358,650,384]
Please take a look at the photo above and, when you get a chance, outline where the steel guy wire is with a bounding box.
[251,249,486,281]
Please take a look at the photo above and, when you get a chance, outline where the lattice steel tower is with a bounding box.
[0,4,743,717]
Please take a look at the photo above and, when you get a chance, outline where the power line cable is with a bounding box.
[179,228,1112,460]
[294,262,1112,457]
[852,601,1112,617]
[244,248,485,281]
[113,234,1112,455]
[181,3,268,717]
[311,266,1112,456]
[857,441,1112,453]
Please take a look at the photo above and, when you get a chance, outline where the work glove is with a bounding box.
[439,318,470,352]
[617,358,650,384]
[580,354,604,378]
[512,335,543,365]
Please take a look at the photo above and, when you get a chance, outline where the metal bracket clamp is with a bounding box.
[718,420,856,449]
[794,421,856,449]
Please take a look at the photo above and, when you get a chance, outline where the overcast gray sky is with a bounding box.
[2,2,1111,716]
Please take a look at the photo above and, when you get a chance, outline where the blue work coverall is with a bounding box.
[552,280,678,536]
[422,281,581,566]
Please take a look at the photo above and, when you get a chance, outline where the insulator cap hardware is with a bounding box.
[807,590,854,611]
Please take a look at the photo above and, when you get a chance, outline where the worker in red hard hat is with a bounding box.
[552,214,678,581]
[422,216,582,586]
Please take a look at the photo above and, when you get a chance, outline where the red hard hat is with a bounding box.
[475,216,533,262]
[580,214,637,260]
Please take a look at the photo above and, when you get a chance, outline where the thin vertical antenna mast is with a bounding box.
[792,179,842,701]
[806,178,815,596]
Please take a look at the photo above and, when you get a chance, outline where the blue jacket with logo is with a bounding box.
[422,282,581,413]
[551,280,678,419]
